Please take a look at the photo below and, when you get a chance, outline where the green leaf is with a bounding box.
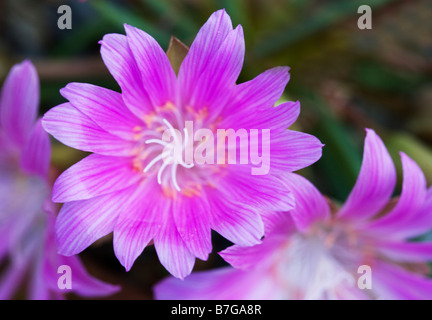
[293,88,362,200]
[51,17,107,56]
[91,0,171,46]
[139,0,199,38]
[353,61,425,93]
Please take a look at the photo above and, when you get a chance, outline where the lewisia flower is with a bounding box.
[154,129,432,299]
[42,9,323,278]
[0,61,119,299]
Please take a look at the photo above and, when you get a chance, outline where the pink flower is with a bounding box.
[0,61,119,299]
[42,9,323,279]
[154,129,432,299]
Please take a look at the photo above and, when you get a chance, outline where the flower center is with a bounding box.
[142,118,194,192]
[271,220,377,299]
[279,233,356,299]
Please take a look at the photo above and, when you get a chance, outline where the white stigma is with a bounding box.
[143,119,194,192]
[278,234,356,299]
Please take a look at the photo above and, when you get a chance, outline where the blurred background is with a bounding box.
[1,0,431,299]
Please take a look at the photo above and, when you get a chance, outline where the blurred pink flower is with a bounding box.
[42,9,322,278]
[0,61,119,299]
[154,129,432,299]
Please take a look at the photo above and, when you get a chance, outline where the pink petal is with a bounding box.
[40,220,119,298]
[29,252,50,300]
[55,185,137,256]
[367,152,427,233]
[178,9,233,110]
[373,262,432,299]
[207,187,264,247]
[153,210,196,279]
[390,187,432,239]
[338,129,396,221]
[60,83,143,140]
[219,165,295,213]
[376,241,432,263]
[269,129,324,173]
[172,194,212,261]
[281,173,330,232]
[221,100,299,131]
[0,60,39,147]
[154,267,279,300]
[219,237,284,271]
[186,25,245,119]
[0,234,35,299]
[333,286,371,300]
[113,180,168,271]
[154,267,238,300]
[220,67,291,125]
[52,154,142,203]
[20,119,51,179]
[260,211,297,236]
[0,132,7,159]
[99,33,154,118]
[124,24,177,108]
[42,103,136,156]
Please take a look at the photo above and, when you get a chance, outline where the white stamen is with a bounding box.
[145,139,169,147]
[157,162,169,185]
[143,150,171,173]
[142,119,194,192]
[162,118,177,139]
